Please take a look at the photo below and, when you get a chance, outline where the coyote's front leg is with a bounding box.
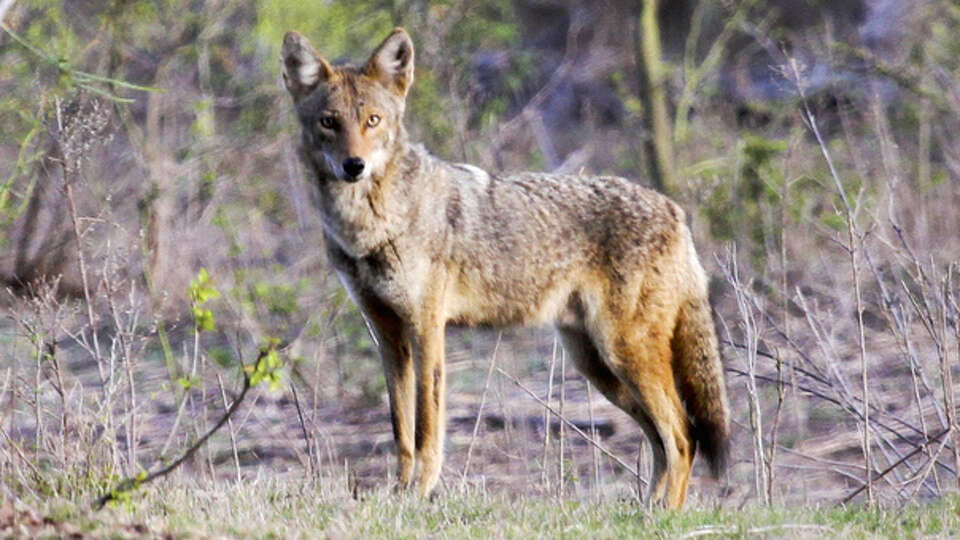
[412,317,447,497]
[361,297,416,488]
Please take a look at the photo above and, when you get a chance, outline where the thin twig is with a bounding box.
[104,266,138,472]
[159,339,201,459]
[951,264,960,489]
[679,524,835,539]
[840,427,950,505]
[586,380,601,496]
[94,373,252,510]
[937,267,960,490]
[33,332,42,453]
[495,367,643,486]
[290,380,313,476]
[461,331,502,489]
[541,335,559,490]
[0,423,39,477]
[789,57,873,503]
[905,432,950,501]
[723,250,768,502]
[64,179,105,387]
[558,347,566,496]
[219,374,242,483]
[725,364,955,481]
[765,350,786,505]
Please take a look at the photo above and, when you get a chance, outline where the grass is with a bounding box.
[7,473,960,538]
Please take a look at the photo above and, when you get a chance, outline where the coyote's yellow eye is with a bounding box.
[366,114,381,128]
[319,116,337,130]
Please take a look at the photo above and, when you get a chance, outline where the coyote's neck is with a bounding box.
[313,142,437,259]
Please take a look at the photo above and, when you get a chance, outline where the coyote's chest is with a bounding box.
[316,180,405,260]
[328,231,433,319]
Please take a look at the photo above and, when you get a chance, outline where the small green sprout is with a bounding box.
[189,268,220,332]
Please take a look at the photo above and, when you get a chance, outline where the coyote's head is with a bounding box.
[282,29,414,183]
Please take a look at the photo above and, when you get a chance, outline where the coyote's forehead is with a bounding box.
[297,70,403,122]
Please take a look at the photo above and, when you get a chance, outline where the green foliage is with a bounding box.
[254,0,394,71]
[226,264,313,342]
[104,470,147,511]
[0,6,159,247]
[612,70,644,118]
[209,347,236,368]
[246,339,285,390]
[191,97,216,139]
[406,69,457,156]
[188,268,220,332]
[175,375,201,390]
[189,268,220,304]
[0,114,42,248]
[820,212,846,231]
[451,0,519,49]
[925,6,960,73]
[255,186,287,224]
[699,133,836,270]
[702,135,784,253]
[251,279,301,316]
[2,18,159,103]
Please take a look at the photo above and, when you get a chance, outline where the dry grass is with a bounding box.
[5,474,960,538]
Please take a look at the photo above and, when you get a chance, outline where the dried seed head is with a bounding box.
[53,91,114,177]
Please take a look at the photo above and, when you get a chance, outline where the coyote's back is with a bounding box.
[281,27,729,508]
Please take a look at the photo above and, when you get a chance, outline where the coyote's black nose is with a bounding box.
[343,157,365,180]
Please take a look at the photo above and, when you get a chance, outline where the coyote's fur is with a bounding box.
[281,28,729,508]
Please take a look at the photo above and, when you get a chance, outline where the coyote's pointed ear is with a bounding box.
[281,31,333,100]
[364,28,415,97]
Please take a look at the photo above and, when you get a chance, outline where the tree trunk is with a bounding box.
[636,0,677,195]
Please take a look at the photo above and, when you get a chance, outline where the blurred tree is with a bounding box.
[635,0,676,195]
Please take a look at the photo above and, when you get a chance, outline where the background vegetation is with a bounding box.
[2,0,959,536]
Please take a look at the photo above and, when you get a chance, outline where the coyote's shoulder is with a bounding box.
[282,27,729,509]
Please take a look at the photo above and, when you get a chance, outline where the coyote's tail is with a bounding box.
[671,296,730,478]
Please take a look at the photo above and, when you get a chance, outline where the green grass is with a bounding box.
[8,474,960,538]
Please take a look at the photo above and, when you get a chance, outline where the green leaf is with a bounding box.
[176,376,199,390]
[191,306,216,332]
[248,341,285,390]
[821,213,847,231]
[188,268,220,331]
[189,268,221,304]
[210,348,235,368]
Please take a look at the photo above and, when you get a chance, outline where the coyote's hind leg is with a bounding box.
[591,317,695,509]
[556,326,669,504]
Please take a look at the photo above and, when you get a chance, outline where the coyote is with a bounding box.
[281,28,729,508]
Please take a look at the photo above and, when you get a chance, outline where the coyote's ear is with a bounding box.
[364,28,414,97]
[281,31,333,99]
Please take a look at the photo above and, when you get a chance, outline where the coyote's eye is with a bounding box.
[366,114,381,128]
[319,116,338,130]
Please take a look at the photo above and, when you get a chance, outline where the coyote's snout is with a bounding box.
[282,28,730,508]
